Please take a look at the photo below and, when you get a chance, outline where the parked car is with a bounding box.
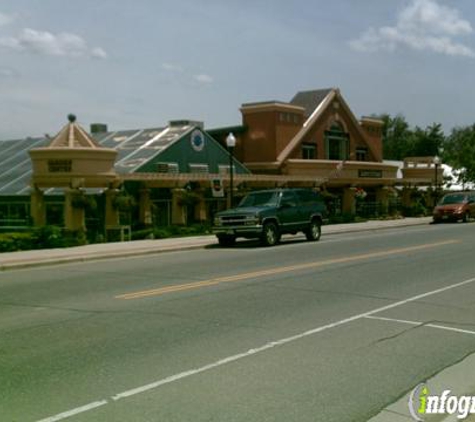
[213,188,328,246]
[432,192,475,223]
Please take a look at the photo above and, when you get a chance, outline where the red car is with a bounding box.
[433,192,475,223]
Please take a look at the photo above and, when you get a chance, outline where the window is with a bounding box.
[279,113,300,124]
[356,147,368,161]
[302,143,317,159]
[325,123,349,160]
[296,189,322,204]
[238,191,279,207]
[218,164,235,175]
[280,191,298,207]
[189,164,209,174]
[157,162,179,173]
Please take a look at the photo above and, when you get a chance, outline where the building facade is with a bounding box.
[0,87,442,236]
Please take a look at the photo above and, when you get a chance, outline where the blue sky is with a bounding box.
[0,0,474,139]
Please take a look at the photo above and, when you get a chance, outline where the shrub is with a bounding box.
[328,213,357,225]
[32,226,65,249]
[0,232,35,252]
[131,229,154,240]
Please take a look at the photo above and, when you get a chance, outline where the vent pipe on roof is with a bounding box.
[90,123,108,134]
[169,120,204,129]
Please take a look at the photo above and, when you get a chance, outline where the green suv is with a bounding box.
[213,188,328,246]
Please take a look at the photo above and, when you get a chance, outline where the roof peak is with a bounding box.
[46,115,102,149]
[290,88,335,117]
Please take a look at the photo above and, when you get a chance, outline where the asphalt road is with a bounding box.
[2,223,475,422]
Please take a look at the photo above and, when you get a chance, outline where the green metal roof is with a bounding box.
[0,121,249,196]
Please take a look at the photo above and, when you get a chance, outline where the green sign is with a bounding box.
[358,169,382,178]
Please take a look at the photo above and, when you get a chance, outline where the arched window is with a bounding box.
[325,122,349,160]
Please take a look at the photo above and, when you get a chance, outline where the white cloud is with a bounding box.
[0,12,14,27]
[0,28,108,59]
[193,74,213,84]
[350,0,475,58]
[162,62,184,72]
[162,63,213,85]
[0,67,18,78]
[91,47,108,59]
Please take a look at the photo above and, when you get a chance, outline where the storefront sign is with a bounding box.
[358,169,382,178]
[48,159,72,173]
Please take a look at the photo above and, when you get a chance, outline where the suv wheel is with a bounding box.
[261,222,280,246]
[305,219,321,241]
[463,212,470,223]
[217,235,236,247]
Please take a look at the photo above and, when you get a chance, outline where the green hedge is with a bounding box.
[0,226,87,252]
[131,224,211,241]
[0,232,35,252]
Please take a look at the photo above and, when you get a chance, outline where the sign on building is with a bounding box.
[211,178,224,198]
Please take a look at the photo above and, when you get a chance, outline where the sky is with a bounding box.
[0,0,474,139]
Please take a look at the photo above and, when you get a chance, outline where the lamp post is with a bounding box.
[434,155,441,204]
[226,133,236,208]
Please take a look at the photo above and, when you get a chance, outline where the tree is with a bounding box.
[376,114,445,160]
[379,114,412,160]
[443,124,475,187]
[411,123,445,157]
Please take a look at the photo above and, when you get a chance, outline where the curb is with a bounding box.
[0,244,209,271]
[0,218,432,271]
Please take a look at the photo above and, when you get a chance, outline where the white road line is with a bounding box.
[365,315,475,336]
[35,276,475,422]
[35,400,108,422]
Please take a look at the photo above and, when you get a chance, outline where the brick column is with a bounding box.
[139,187,152,226]
[194,192,207,223]
[401,188,412,208]
[342,187,356,215]
[30,187,46,226]
[105,189,120,227]
[64,189,85,231]
[172,189,187,225]
[376,187,390,214]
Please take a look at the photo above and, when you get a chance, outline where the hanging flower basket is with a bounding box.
[354,187,367,200]
[112,193,136,211]
[177,191,201,207]
[71,192,97,211]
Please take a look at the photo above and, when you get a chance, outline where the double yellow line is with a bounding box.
[115,240,459,300]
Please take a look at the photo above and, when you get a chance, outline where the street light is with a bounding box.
[226,133,236,208]
[434,155,441,204]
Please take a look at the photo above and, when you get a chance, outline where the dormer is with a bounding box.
[240,101,305,162]
[360,117,383,162]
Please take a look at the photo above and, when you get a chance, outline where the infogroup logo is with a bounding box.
[409,383,475,420]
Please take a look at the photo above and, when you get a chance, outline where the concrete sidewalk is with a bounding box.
[0,217,432,271]
[369,352,475,421]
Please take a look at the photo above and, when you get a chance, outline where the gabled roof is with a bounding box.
[277,88,381,164]
[277,89,336,163]
[290,89,333,117]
